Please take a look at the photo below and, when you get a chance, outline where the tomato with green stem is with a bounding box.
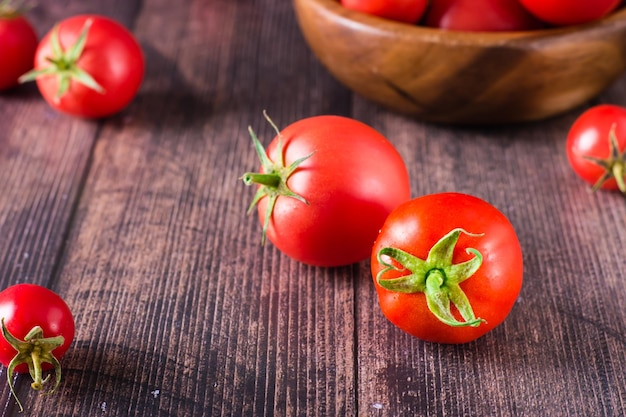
[242,112,411,267]
[566,104,626,194]
[371,193,523,344]
[0,284,75,411]
[0,0,37,91]
[20,14,144,118]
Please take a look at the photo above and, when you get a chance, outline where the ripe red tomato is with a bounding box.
[340,0,429,24]
[21,14,144,118]
[424,0,543,31]
[566,104,626,194]
[0,8,38,91]
[243,113,411,267]
[0,284,74,410]
[517,0,620,26]
[371,193,523,344]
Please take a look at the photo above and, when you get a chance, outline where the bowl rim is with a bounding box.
[299,0,626,45]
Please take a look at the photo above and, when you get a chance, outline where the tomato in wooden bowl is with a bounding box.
[293,0,626,125]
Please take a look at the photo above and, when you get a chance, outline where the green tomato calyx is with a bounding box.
[376,228,486,328]
[1,318,65,412]
[241,111,313,244]
[18,17,105,102]
[0,0,29,18]
[581,124,626,194]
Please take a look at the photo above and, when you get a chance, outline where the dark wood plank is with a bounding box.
[0,92,93,285]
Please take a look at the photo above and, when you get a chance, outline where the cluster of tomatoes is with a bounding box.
[340,0,622,31]
[242,113,524,345]
[0,2,145,411]
[242,103,626,346]
[0,6,143,118]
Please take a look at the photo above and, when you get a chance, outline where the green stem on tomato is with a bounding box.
[18,18,105,100]
[240,111,313,244]
[241,172,281,188]
[582,124,626,195]
[376,228,486,328]
[613,161,626,193]
[0,0,31,18]
[1,319,65,412]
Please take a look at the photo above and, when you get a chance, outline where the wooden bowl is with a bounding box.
[293,0,626,124]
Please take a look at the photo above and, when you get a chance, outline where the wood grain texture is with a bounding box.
[0,0,624,416]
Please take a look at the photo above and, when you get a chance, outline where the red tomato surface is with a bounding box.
[518,0,620,26]
[247,115,411,267]
[424,0,543,31]
[0,13,38,91]
[0,284,74,373]
[31,14,144,118]
[371,193,523,344]
[566,104,626,193]
[340,0,429,24]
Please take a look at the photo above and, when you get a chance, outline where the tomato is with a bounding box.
[20,14,144,118]
[517,0,620,26]
[566,104,626,194]
[424,0,544,31]
[340,0,429,24]
[371,193,523,344]
[0,5,38,91]
[242,112,411,267]
[0,284,75,411]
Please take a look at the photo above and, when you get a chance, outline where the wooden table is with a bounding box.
[1,1,624,416]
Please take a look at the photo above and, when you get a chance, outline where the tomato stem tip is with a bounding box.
[376,228,486,328]
[580,124,626,194]
[17,17,106,98]
[241,172,281,188]
[241,113,312,244]
[0,0,32,17]
[1,318,65,412]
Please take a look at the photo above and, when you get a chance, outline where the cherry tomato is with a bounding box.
[424,0,544,31]
[371,193,523,344]
[566,104,626,194]
[20,14,144,118]
[0,283,74,411]
[0,6,38,91]
[243,112,411,267]
[340,0,429,24]
[517,0,620,26]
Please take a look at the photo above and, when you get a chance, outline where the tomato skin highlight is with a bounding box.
[340,0,429,24]
[0,284,75,373]
[424,0,543,31]
[0,13,38,91]
[252,115,411,267]
[517,0,620,26]
[566,104,626,193]
[31,14,144,118]
[371,193,523,344]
